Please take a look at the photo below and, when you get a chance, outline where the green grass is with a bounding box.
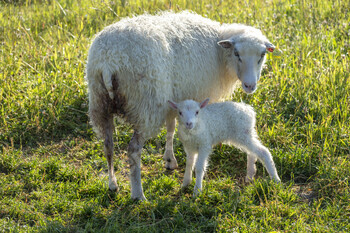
[1,0,349,232]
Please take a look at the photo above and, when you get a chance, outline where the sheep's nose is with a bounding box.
[186,122,193,129]
[244,83,256,91]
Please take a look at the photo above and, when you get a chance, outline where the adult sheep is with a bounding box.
[86,11,275,200]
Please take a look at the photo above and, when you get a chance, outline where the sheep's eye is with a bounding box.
[195,111,199,115]
[258,53,266,64]
[234,49,242,62]
[179,112,182,116]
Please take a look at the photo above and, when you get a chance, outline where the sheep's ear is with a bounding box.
[168,100,178,110]
[200,98,210,109]
[217,40,234,49]
[265,42,275,53]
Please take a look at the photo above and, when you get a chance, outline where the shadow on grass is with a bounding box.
[37,190,223,232]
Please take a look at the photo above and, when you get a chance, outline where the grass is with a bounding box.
[0,0,349,232]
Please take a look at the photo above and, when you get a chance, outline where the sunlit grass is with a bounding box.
[0,0,349,232]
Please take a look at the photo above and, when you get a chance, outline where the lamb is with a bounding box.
[86,11,276,200]
[168,98,281,196]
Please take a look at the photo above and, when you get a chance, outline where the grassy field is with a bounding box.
[0,0,349,232]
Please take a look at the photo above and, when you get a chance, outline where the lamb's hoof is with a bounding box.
[274,177,281,184]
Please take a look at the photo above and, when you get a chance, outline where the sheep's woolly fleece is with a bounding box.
[86,11,269,138]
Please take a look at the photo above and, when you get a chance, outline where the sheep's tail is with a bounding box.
[102,68,114,100]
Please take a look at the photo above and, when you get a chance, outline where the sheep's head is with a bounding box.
[168,99,209,130]
[218,37,275,94]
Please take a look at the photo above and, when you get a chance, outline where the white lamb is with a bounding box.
[168,98,281,196]
[86,11,276,200]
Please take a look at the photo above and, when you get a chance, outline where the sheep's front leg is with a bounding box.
[163,116,178,170]
[104,116,118,191]
[128,130,146,200]
[193,147,211,197]
[182,148,197,188]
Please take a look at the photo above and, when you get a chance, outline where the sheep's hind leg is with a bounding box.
[163,116,178,170]
[104,116,118,191]
[128,130,146,200]
[243,138,280,183]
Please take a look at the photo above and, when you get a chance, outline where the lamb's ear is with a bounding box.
[168,100,178,110]
[200,98,210,109]
[217,40,234,49]
[265,42,275,53]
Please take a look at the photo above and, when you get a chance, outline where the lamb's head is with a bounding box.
[218,27,275,94]
[168,99,210,130]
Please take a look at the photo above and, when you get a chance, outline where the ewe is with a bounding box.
[168,99,280,196]
[86,11,276,200]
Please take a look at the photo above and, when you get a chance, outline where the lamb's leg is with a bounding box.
[243,138,280,183]
[245,154,257,182]
[182,148,197,188]
[163,116,178,170]
[104,116,118,191]
[255,145,280,182]
[193,147,211,196]
[128,130,146,200]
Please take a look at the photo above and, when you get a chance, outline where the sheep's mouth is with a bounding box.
[242,88,256,94]
[183,126,196,133]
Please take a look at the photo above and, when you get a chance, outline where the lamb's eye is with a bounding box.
[195,111,199,115]
[179,112,182,116]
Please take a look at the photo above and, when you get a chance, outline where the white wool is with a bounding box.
[86,11,273,138]
[175,100,258,150]
[86,11,276,199]
[171,99,280,196]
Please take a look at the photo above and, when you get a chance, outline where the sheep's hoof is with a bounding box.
[182,179,192,189]
[181,185,189,190]
[165,165,177,170]
[163,151,178,170]
[109,186,119,193]
[245,176,254,183]
[131,194,147,202]
[109,179,119,192]
[165,159,178,170]
[193,189,201,198]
